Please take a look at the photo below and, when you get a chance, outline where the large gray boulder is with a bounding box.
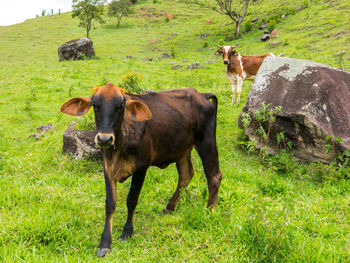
[239,56,350,163]
[58,38,95,62]
[63,121,100,160]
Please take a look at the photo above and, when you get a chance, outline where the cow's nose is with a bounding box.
[96,134,114,148]
[223,60,229,65]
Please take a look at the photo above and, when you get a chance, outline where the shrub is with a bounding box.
[267,19,277,32]
[244,21,253,33]
[118,70,144,94]
[224,33,236,41]
[217,38,225,46]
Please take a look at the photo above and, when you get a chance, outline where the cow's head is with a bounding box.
[215,45,238,65]
[60,82,152,148]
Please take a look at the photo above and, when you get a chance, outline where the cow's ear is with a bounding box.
[60,97,92,116]
[125,100,152,122]
[215,47,222,55]
[231,49,238,56]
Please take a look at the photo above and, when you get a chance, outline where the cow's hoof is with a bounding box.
[119,232,132,241]
[162,208,174,215]
[96,248,110,257]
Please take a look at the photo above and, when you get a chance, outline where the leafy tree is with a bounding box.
[72,0,106,39]
[196,0,250,38]
[108,0,132,28]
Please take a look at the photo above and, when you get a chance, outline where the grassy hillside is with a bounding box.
[0,0,349,261]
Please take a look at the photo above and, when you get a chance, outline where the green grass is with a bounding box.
[0,0,349,261]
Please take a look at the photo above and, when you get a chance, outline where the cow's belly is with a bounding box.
[150,135,194,167]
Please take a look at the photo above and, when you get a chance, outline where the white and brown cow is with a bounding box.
[216,45,274,104]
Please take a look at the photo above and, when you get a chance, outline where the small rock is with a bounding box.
[126,55,133,58]
[264,30,270,34]
[37,123,53,133]
[199,33,209,38]
[171,65,183,70]
[260,34,270,42]
[171,33,178,36]
[141,58,153,62]
[187,62,202,69]
[259,22,268,30]
[252,17,259,23]
[29,123,53,140]
[296,6,306,11]
[168,61,177,65]
[281,14,286,19]
[161,52,171,59]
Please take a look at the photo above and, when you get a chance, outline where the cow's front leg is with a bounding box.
[119,168,147,240]
[236,77,243,104]
[227,75,237,105]
[97,168,117,257]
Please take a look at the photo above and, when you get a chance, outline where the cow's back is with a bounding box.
[242,54,272,76]
[128,88,216,166]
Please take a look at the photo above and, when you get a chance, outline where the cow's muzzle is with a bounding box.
[223,60,229,65]
[95,133,115,148]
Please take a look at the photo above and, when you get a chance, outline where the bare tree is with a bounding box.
[197,0,250,38]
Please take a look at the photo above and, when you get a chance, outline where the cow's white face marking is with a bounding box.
[223,46,231,65]
[223,46,231,54]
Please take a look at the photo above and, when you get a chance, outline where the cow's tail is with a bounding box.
[203,93,218,136]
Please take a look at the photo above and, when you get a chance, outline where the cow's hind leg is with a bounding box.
[119,168,147,240]
[195,135,222,212]
[163,150,194,214]
[97,168,117,257]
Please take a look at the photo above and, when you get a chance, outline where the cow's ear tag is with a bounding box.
[125,100,152,122]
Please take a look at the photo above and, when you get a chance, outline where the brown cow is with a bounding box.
[60,83,222,257]
[216,45,274,104]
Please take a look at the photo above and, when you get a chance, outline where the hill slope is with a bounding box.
[0,0,349,261]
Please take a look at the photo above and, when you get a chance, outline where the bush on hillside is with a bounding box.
[118,70,144,94]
